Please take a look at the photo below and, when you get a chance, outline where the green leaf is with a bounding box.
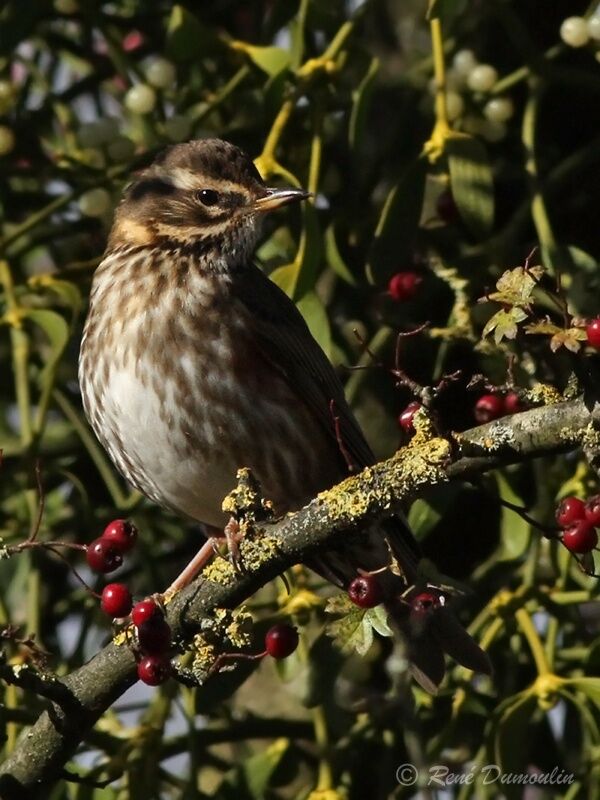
[304,633,345,707]
[324,224,356,286]
[366,157,426,285]
[408,484,462,540]
[270,202,321,299]
[446,135,494,239]
[326,599,391,656]
[296,291,332,359]
[288,5,307,69]
[349,57,379,151]
[566,677,600,712]
[238,44,291,77]
[29,277,82,322]
[493,690,537,795]
[427,0,469,22]
[327,605,374,656]
[166,5,215,61]
[44,279,82,314]
[558,686,600,753]
[495,472,531,562]
[364,605,393,638]
[24,309,69,384]
[219,738,289,799]
[325,593,355,616]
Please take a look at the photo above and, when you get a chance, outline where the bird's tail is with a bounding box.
[311,516,491,693]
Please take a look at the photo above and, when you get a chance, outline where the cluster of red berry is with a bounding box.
[387,271,422,302]
[86,519,137,574]
[397,392,526,437]
[130,599,173,685]
[85,520,172,685]
[86,520,302,683]
[347,573,442,618]
[474,392,525,423]
[556,496,600,554]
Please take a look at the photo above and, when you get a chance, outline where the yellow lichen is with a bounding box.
[558,426,585,446]
[526,383,562,406]
[318,436,451,521]
[201,555,237,586]
[582,423,600,452]
[112,629,130,647]
[190,634,217,678]
[221,467,274,521]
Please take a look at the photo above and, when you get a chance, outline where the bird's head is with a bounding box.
[107,138,309,266]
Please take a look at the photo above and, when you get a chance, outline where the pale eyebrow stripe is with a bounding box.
[156,168,251,196]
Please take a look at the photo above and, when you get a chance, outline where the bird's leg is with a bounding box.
[163,519,245,598]
[163,537,218,597]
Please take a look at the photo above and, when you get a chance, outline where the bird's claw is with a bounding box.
[224,517,244,573]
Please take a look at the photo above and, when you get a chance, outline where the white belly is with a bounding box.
[91,359,239,527]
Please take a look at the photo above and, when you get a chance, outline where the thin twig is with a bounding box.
[29,461,46,543]
[329,400,357,472]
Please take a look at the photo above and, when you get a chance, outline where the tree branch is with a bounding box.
[0,398,598,795]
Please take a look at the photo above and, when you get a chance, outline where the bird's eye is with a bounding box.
[195,189,219,206]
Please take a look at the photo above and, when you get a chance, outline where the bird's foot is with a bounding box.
[208,519,244,572]
[223,517,244,573]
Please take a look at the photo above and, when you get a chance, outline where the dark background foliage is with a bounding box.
[1,0,600,797]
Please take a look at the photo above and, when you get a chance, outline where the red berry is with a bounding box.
[584,495,600,526]
[102,519,138,553]
[504,392,525,414]
[131,599,161,628]
[264,624,299,659]
[387,271,422,302]
[101,583,132,617]
[586,318,600,349]
[137,655,171,686]
[410,591,442,615]
[86,538,123,573]
[562,520,598,554]
[555,496,586,528]
[348,575,383,608]
[398,401,422,434]
[436,190,459,224]
[123,30,144,52]
[137,618,172,654]
[474,394,504,424]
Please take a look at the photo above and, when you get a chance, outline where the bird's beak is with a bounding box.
[254,187,311,213]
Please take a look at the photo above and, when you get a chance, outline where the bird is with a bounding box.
[79,137,490,691]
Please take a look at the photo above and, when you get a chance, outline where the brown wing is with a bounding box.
[232,266,491,691]
[232,263,375,473]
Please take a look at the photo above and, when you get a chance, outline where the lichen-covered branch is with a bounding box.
[0,397,598,795]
